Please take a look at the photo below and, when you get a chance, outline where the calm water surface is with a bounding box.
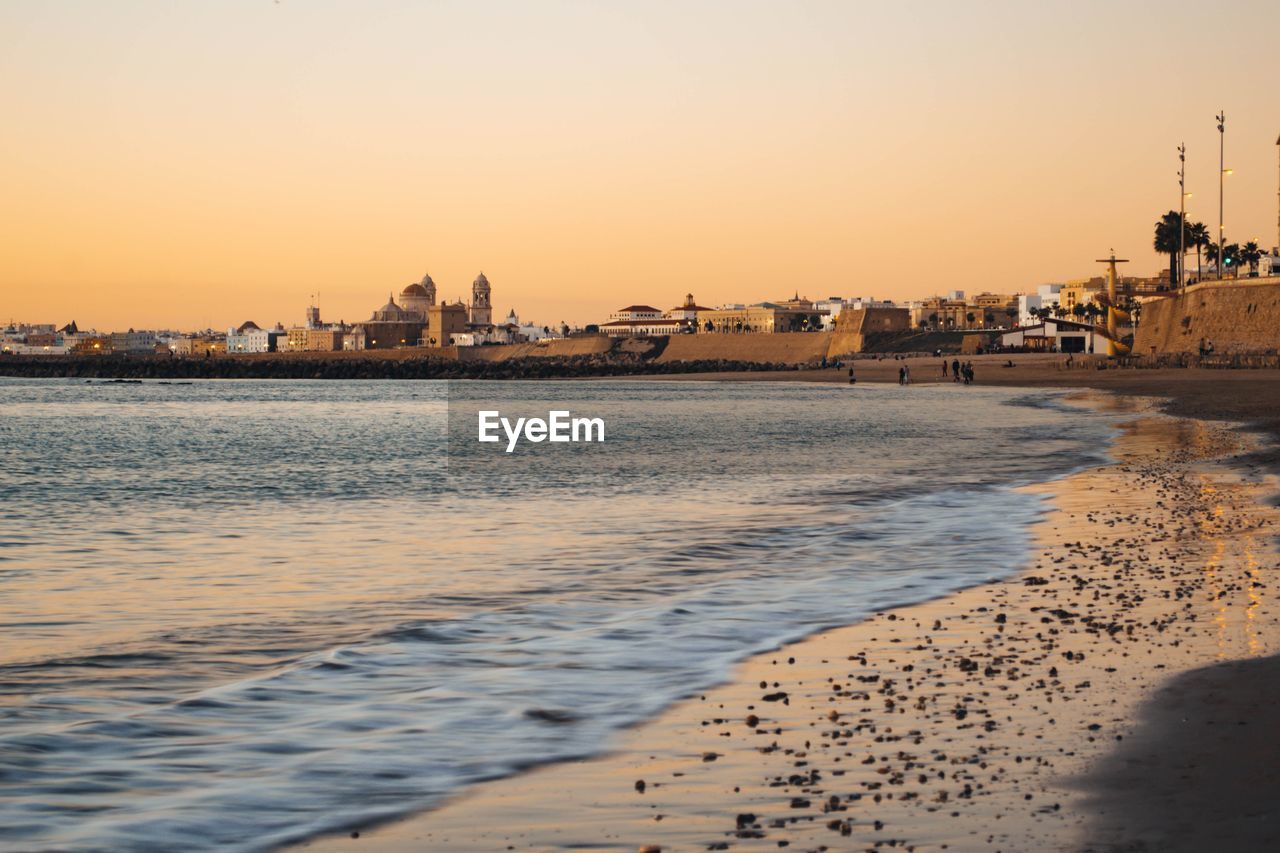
[0,378,1118,849]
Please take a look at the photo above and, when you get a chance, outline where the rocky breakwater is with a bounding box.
[0,353,804,381]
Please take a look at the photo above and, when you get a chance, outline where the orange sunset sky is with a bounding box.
[3,0,1280,331]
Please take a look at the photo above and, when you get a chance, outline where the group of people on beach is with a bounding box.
[846,359,977,386]
[944,359,976,385]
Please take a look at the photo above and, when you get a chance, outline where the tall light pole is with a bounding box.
[1275,133,1279,255]
[1178,142,1186,290]
[1217,111,1225,279]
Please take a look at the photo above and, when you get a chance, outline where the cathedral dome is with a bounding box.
[371,296,412,322]
[400,277,434,319]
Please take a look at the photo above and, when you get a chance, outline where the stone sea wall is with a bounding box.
[656,332,834,364]
[1134,278,1280,355]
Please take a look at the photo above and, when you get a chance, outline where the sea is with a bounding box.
[0,377,1119,850]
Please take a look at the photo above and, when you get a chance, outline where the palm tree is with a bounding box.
[1205,241,1220,278]
[1153,210,1185,287]
[965,311,976,328]
[1241,241,1262,276]
[1187,221,1210,282]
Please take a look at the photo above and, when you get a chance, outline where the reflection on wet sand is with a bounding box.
[303,397,1280,852]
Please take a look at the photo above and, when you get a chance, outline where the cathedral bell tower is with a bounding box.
[470,272,492,326]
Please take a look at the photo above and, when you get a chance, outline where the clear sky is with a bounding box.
[3,0,1279,331]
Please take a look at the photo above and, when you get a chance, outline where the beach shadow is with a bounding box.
[1074,653,1280,851]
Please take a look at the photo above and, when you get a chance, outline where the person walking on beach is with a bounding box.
[848,366,856,385]
[942,361,949,378]
[952,359,960,382]
[898,366,906,385]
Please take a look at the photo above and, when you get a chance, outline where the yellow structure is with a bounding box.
[305,329,343,352]
[695,302,821,333]
[1095,252,1132,356]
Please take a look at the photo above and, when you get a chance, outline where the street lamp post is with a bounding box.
[1178,142,1186,290]
[1217,111,1225,279]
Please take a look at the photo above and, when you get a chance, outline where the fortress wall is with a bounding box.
[826,332,866,357]
[1133,278,1280,355]
[825,307,912,357]
[456,336,615,361]
[655,332,833,364]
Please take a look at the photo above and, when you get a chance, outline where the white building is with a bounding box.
[1000,317,1105,353]
[608,304,664,322]
[813,298,848,329]
[599,303,696,337]
[225,321,282,353]
[815,296,898,328]
[501,309,563,342]
[665,293,711,323]
[1017,284,1063,326]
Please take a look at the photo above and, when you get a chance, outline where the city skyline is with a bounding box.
[3,0,1280,330]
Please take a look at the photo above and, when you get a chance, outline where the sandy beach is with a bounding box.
[298,374,1280,852]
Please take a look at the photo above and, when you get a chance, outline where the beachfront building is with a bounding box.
[600,303,691,337]
[1000,317,1107,353]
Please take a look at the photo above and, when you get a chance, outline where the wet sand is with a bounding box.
[300,388,1280,851]
[636,353,1280,431]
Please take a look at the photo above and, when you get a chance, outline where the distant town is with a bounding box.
[5,249,1280,360]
